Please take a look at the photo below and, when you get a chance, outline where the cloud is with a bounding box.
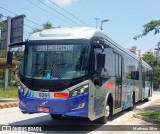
[45,0,77,6]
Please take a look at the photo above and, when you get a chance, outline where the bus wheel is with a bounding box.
[143,97,149,102]
[128,96,134,111]
[143,90,150,102]
[50,114,62,120]
[98,105,109,124]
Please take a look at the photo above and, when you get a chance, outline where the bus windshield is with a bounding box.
[24,42,90,80]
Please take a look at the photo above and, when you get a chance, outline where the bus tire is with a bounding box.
[98,105,109,124]
[143,97,149,102]
[50,114,62,120]
[143,90,150,102]
[98,115,108,124]
[128,95,134,111]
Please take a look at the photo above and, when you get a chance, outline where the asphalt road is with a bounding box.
[0,91,160,134]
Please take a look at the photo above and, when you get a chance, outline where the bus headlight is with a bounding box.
[18,85,24,94]
[70,84,89,97]
[18,81,30,96]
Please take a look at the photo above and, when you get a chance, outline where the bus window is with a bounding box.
[104,48,115,77]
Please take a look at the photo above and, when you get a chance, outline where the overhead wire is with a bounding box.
[0,10,35,30]
[37,0,81,26]
[48,0,89,26]
[0,15,31,42]
[0,6,42,27]
[24,24,35,29]
[0,7,17,16]
[25,18,41,27]
[25,0,73,26]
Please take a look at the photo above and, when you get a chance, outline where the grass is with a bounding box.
[139,112,160,121]
[0,86,18,98]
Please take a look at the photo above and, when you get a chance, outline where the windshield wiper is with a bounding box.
[29,65,67,88]
[29,68,45,85]
[31,68,45,79]
[51,64,67,88]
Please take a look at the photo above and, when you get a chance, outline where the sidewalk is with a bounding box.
[0,97,19,109]
[133,99,160,124]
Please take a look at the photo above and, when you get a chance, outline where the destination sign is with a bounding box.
[36,45,73,51]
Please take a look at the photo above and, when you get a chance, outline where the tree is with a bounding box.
[0,13,3,42]
[134,19,160,89]
[13,48,23,62]
[134,19,160,41]
[0,13,3,29]
[0,50,6,58]
[134,20,160,48]
[142,53,160,89]
[43,21,52,29]
[0,14,6,57]
[30,21,53,34]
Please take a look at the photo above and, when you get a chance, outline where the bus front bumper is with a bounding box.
[18,90,89,118]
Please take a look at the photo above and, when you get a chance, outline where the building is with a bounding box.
[147,48,160,57]
[128,46,143,58]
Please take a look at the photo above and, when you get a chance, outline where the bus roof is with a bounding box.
[29,27,99,40]
[28,27,152,70]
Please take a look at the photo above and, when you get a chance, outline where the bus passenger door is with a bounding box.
[90,46,106,120]
[115,53,122,109]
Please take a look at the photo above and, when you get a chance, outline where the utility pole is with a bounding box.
[4,16,11,91]
[94,18,100,29]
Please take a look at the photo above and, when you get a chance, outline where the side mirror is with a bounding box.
[97,53,105,68]
[94,43,104,53]
[7,51,13,65]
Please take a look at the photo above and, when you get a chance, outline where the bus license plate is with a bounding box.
[39,92,51,98]
[38,107,50,113]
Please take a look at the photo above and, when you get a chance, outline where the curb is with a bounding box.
[133,114,160,125]
[0,101,19,109]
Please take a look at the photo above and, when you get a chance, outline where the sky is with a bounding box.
[0,0,160,52]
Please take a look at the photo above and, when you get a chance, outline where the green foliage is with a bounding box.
[30,28,42,34]
[0,21,2,30]
[0,49,6,58]
[0,48,22,89]
[0,13,3,42]
[134,19,160,89]
[30,21,53,34]
[0,48,23,61]
[143,20,160,35]
[13,48,24,63]
[0,13,3,29]
[134,19,160,40]
[139,112,160,121]
[43,21,52,29]
[142,53,160,89]
[0,86,18,98]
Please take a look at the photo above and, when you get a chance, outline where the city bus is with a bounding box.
[7,27,153,124]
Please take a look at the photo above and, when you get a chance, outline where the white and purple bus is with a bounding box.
[7,27,153,123]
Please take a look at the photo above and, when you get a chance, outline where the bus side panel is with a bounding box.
[122,79,132,110]
[134,80,140,102]
[144,81,151,98]
[88,81,105,120]
[88,78,115,121]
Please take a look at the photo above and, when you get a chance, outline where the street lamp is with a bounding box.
[94,18,100,29]
[100,19,109,31]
